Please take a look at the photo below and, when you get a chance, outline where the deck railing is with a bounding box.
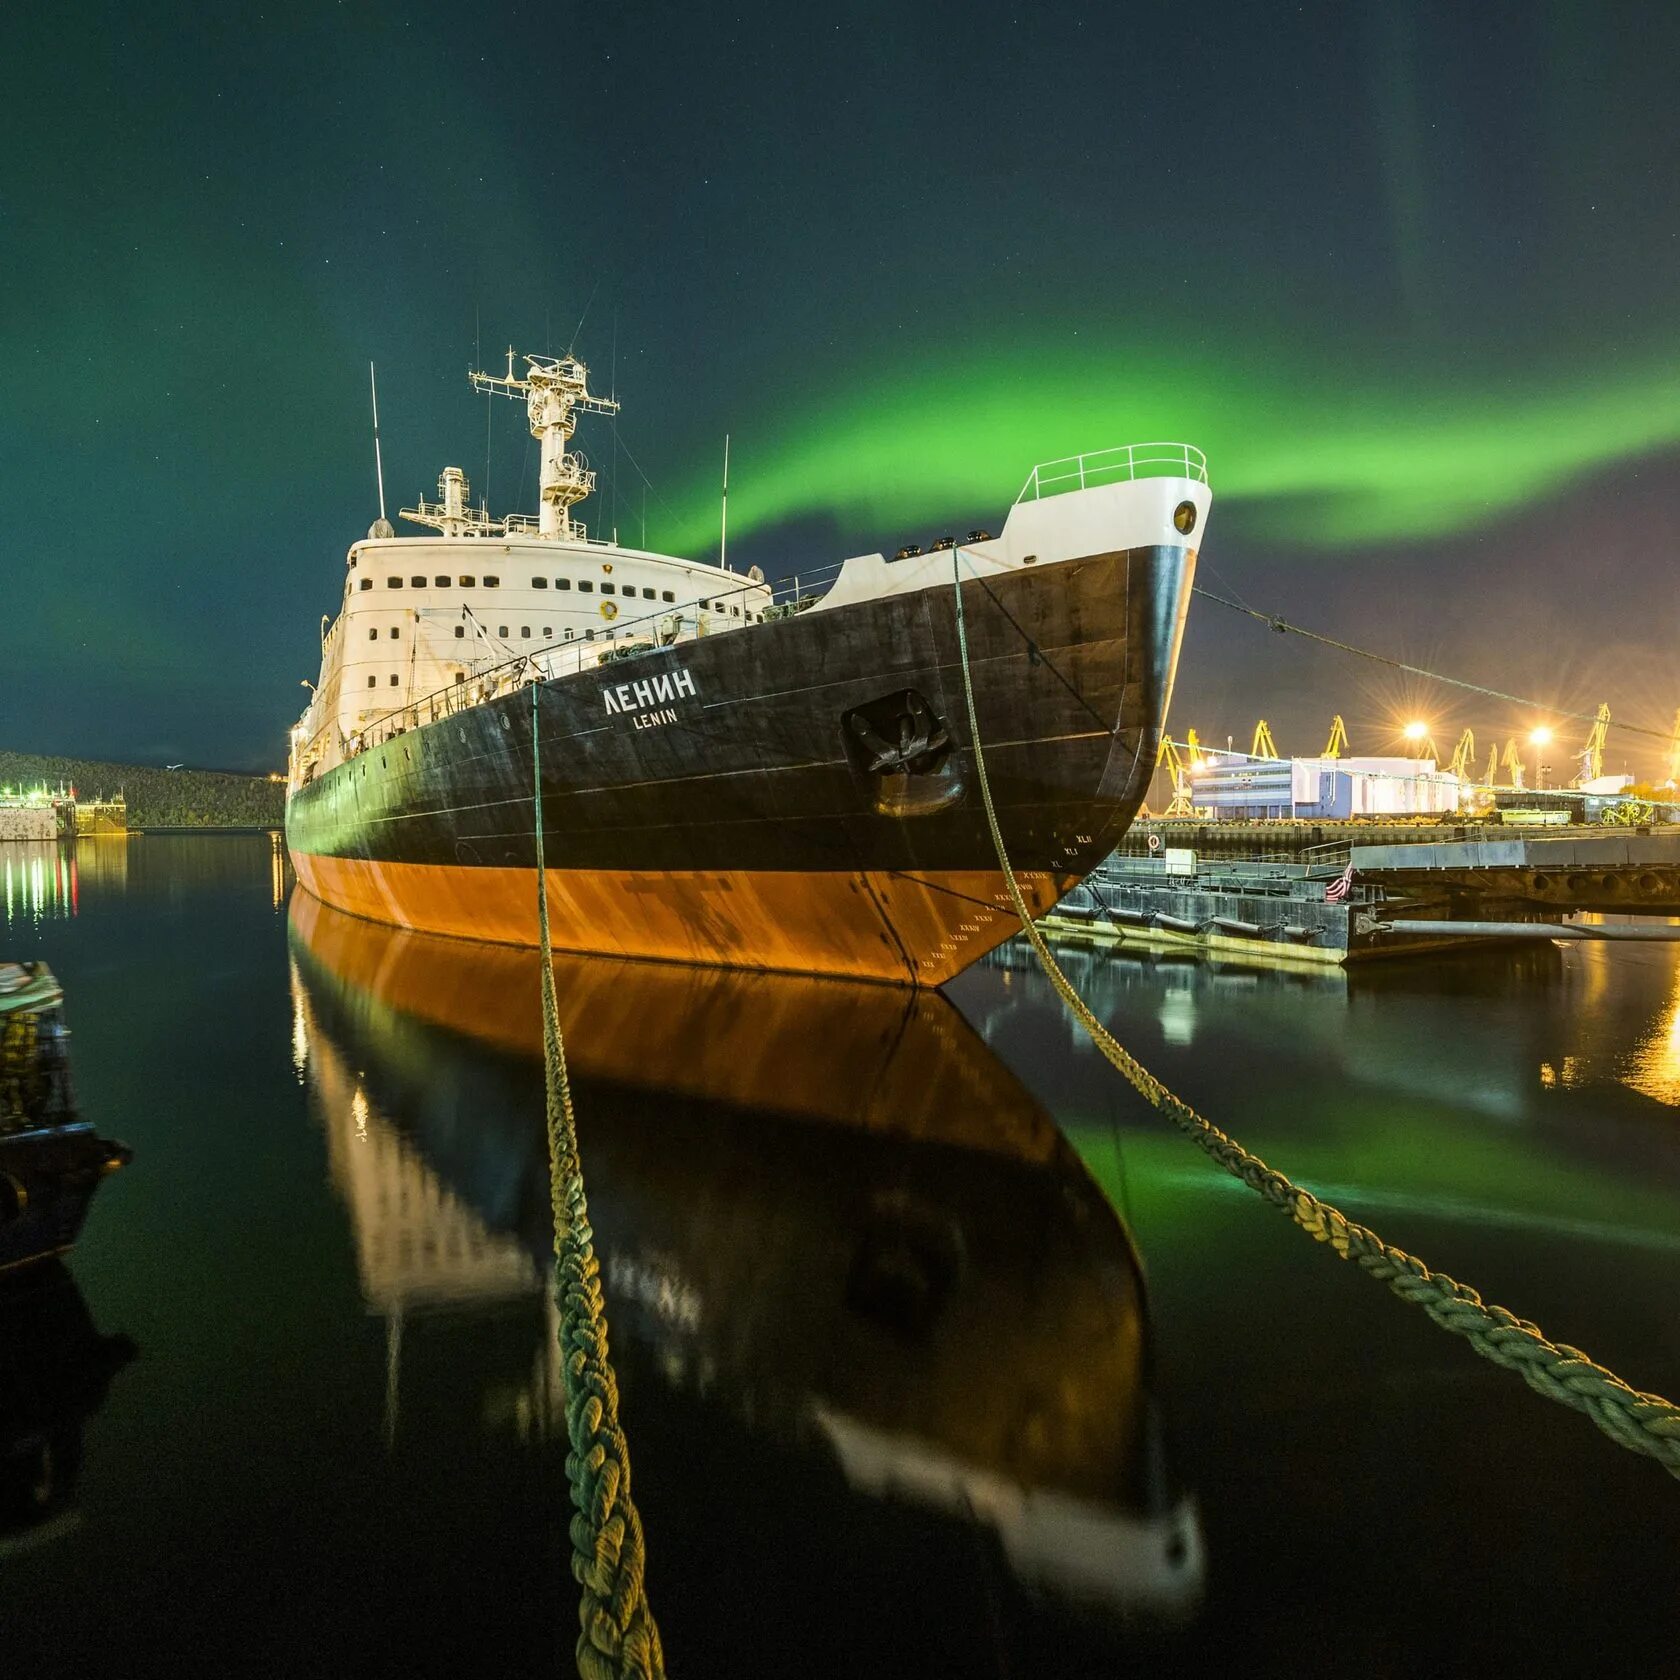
[1017,442,1208,503]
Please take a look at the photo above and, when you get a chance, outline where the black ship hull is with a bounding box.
[287,542,1192,983]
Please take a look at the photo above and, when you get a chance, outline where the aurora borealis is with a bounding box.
[6,2,1680,769]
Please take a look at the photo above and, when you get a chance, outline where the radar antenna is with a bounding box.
[469,347,620,541]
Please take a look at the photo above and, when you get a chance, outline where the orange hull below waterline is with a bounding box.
[288,852,1063,985]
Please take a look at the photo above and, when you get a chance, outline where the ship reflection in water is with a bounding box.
[288,893,1203,1633]
[0,1264,134,1552]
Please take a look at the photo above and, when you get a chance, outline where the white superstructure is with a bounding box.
[290,351,774,785]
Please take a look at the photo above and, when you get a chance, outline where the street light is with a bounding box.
[1402,721,1428,741]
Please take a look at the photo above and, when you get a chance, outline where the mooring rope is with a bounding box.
[951,552,1680,1478]
[531,683,667,1678]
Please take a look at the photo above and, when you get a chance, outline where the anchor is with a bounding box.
[846,690,951,776]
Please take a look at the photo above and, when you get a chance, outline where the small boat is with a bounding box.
[0,963,130,1274]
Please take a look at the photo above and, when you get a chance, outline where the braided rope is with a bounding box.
[532,685,667,1679]
[950,552,1680,1479]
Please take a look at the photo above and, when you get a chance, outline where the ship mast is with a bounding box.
[469,348,620,541]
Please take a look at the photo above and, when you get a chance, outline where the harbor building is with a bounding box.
[1187,755,1462,821]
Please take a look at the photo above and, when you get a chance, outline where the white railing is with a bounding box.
[1017,442,1208,502]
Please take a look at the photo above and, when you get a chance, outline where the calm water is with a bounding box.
[3,835,1678,1676]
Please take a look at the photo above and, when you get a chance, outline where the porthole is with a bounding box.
[1173,500,1198,536]
[601,601,618,621]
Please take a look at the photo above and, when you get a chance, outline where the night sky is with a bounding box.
[7,2,1680,773]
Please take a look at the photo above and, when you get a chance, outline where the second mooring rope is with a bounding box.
[950,551,1680,1479]
[532,684,667,1679]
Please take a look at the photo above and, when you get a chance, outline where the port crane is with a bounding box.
[1576,704,1611,785]
[1447,729,1475,781]
[1252,720,1279,760]
[1152,730,1202,818]
[1502,738,1526,790]
[1322,715,1348,758]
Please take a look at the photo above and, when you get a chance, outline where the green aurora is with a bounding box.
[658,333,1680,555]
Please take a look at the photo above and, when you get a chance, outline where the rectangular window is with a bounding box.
[483,575,500,587]
[368,628,378,641]
[731,605,741,617]
[579,580,594,593]
[661,590,674,602]
[389,674,399,686]
[556,578,572,591]
[521,626,531,638]
[585,628,595,641]
[601,582,615,595]
[533,577,547,589]
[388,577,403,588]
[410,575,426,587]
[454,625,465,638]
[435,575,449,587]
[543,626,553,637]
[564,628,573,640]
[389,627,400,638]
[498,626,509,638]
[367,675,377,687]
[360,579,373,591]
[642,587,655,600]
[458,575,475,587]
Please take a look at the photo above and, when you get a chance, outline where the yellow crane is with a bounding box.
[1252,719,1279,760]
[1483,743,1499,786]
[1502,738,1526,790]
[1577,703,1611,785]
[1447,728,1476,781]
[1150,735,1198,818]
[1323,715,1348,759]
[1667,708,1680,787]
